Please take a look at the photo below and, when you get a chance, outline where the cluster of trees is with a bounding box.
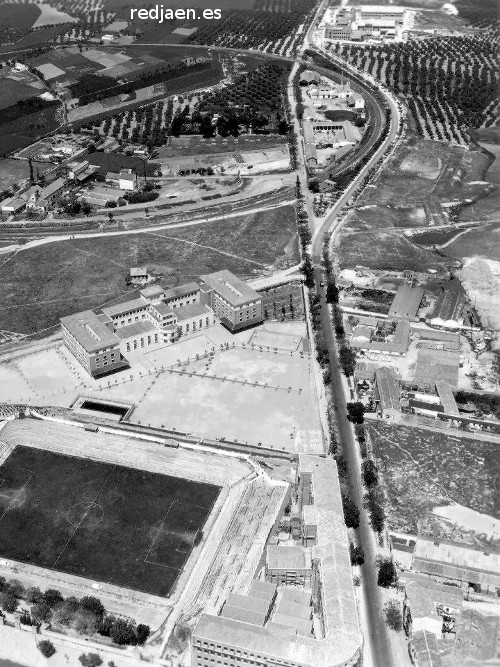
[0,578,149,647]
[377,557,397,588]
[349,542,365,566]
[185,4,315,54]
[384,599,403,631]
[198,64,291,136]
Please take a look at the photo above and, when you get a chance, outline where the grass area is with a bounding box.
[0,79,40,111]
[0,205,298,334]
[0,106,61,158]
[367,421,499,535]
[0,445,219,596]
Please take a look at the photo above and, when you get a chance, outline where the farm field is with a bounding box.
[366,420,499,542]
[0,205,299,334]
[0,445,219,597]
[184,0,316,56]
[80,60,289,146]
[329,25,499,144]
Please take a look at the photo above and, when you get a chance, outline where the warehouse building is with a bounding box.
[388,284,424,320]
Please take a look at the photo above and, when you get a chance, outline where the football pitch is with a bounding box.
[0,447,220,597]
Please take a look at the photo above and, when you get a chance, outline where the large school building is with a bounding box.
[60,270,264,377]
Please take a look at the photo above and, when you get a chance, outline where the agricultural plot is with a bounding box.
[0,445,219,597]
[185,0,316,56]
[366,421,499,538]
[330,26,499,143]
[81,60,289,145]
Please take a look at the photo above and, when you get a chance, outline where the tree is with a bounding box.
[43,589,64,607]
[73,609,98,636]
[339,345,356,376]
[367,487,385,533]
[79,653,103,667]
[341,493,360,529]
[38,640,56,658]
[6,580,24,599]
[25,586,43,604]
[0,591,18,613]
[110,618,137,645]
[349,542,365,566]
[79,596,105,621]
[384,599,403,631]
[377,558,397,588]
[325,281,339,304]
[136,624,150,645]
[347,402,365,424]
[362,460,379,488]
[31,600,52,623]
[52,597,80,626]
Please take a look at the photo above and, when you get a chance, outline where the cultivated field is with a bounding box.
[0,206,299,334]
[330,25,499,144]
[367,420,499,543]
[0,445,219,596]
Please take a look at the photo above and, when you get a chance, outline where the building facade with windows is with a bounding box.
[199,270,264,332]
[60,270,259,376]
[60,310,124,378]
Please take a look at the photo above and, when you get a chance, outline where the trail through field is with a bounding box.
[145,232,269,267]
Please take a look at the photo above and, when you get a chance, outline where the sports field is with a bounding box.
[0,446,220,597]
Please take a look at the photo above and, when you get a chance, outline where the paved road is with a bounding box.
[303,19,401,667]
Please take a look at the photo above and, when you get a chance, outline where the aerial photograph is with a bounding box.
[0,0,498,665]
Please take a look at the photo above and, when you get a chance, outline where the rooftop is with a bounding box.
[221,605,267,627]
[412,537,500,590]
[174,302,212,322]
[375,366,401,412]
[163,281,200,302]
[226,593,271,615]
[200,270,261,307]
[388,283,424,319]
[266,545,312,571]
[150,301,174,316]
[61,310,118,353]
[247,580,277,602]
[114,320,156,340]
[101,297,147,318]
[140,284,165,299]
[414,348,459,388]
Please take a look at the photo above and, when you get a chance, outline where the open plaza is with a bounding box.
[0,319,323,455]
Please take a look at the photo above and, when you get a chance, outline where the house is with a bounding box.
[129,267,150,284]
[118,169,137,191]
[1,197,26,215]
